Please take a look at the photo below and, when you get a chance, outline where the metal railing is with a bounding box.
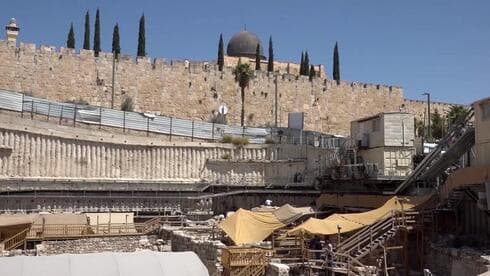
[0,89,269,143]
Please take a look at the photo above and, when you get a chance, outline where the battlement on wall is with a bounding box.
[404,98,461,107]
[0,40,401,93]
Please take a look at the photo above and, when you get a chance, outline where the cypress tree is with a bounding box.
[300,52,304,75]
[267,36,274,72]
[255,43,261,70]
[217,34,224,71]
[93,8,101,57]
[309,65,315,81]
[333,42,340,83]
[83,11,90,50]
[67,23,75,49]
[112,23,121,57]
[304,51,310,76]
[137,14,146,57]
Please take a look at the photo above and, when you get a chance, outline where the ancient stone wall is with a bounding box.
[0,112,329,184]
[160,227,224,276]
[403,98,455,121]
[0,41,431,136]
[39,235,160,255]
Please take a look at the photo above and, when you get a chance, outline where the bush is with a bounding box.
[221,135,233,143]
[231,136,249,146]
[265,137,275,144]
[121,97,134,112]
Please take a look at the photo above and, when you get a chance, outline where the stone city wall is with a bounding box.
[0,112,329,184]
[403,98,456,121]
[0,40,445,136]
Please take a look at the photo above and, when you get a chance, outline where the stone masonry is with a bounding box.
[0,40,455,136]
[0,112,331,185]
[39,235,160,255]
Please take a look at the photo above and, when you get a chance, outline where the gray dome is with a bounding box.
[227,31,266,59]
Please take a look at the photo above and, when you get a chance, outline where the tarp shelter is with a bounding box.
[272,204,315,225]
[287,196,431,236]
[219,208,285,245]
[0,251,209,276]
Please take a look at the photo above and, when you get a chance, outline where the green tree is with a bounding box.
[309,65,315,81]
[300,52,304,75]
[267,36,274,72]
[430,109,444,140]
[255,43,261,70]
[446,105,470,128]
[83,11,90,50]
[67,23,75,49]
[333,42,340,83]
[112,23,121,57]
[233,61,254,126]
[304,51,310,76]
[217,33,224,71]
[93,8,101,57]
[137,14,146,57]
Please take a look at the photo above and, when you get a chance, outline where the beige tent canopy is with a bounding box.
[219,204,314,245]
[273,204,314,225]
[219,209,285,245]
[287,195,432,236]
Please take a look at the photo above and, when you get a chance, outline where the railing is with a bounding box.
[0,89,269,143]
[222,246,272,276]
[23,216,186,241]
[391,108,474,194]
[2,228,29,251]
[337,210,417,260]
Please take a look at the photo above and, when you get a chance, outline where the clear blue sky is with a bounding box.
[2,0,489,104]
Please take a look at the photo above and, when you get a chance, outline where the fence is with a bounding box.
[0,89,269,143]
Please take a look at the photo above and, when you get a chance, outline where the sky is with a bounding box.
[1,0,489,104]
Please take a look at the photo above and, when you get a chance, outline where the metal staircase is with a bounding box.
[337,210,416,261]
[390,109,475,195]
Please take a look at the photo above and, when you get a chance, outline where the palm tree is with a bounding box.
[446,105,470,128]
[233,61,254,126]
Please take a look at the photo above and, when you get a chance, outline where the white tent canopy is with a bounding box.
[0,251,209,276]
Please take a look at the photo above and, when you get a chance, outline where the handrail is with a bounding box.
[391,108,474,195]
[236,252,268,276]
[2,227,29,251]
[338,210,397,250]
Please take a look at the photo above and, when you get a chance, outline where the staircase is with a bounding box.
[236,253,268,276]
[0,227,29,251]
[391,109,475,195]
[337,210,416,261]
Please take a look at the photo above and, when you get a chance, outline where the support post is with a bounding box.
[99,107,102,129]
[73,104,77,127]
[30,100,34,119]
[169,117,173,141]
[274,73,278,127]
[146,117,150,137]
[111,51,116,109]
[21,93,24,118]
[191,120,194,142]
[59,105,64,125]
[47,102,51,121]
[123,111,126,132]
[211,122,215,142]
